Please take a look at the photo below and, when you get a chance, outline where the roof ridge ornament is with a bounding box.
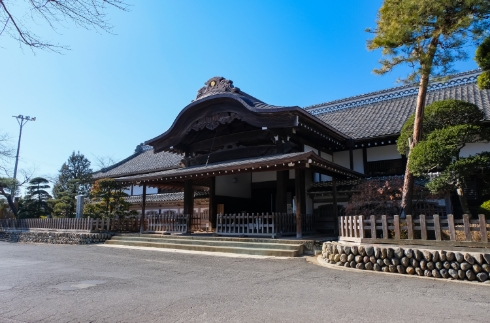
[195,76,240,100]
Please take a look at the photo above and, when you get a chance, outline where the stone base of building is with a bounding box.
[0,230,113,245]
[322,241,490,283]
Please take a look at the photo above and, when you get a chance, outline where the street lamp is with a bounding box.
[12,115,36,196]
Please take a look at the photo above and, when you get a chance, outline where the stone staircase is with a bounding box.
[104,234,306,257]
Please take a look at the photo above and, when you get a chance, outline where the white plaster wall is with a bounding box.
[333,151,350,168]
[320,151,333,161]
[304,145,318,154]
[460,142,490,157]
[131,185,158,196]
[215,173,251,198]
[252,171,277,183]
[353,149,364,174]
[367,145,402,162]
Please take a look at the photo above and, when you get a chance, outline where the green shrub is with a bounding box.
[479,200,490,217]
[477,71,490,90]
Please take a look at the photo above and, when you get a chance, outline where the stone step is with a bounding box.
[109,235,302,251]
[104,239,302,257]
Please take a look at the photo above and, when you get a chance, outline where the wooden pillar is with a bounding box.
[275,170,288,213]
[183,180,194,233]
[209,177,216,229]
[348,139,354,170]
[332,177,339,236]
[295,168,306,238]
[140,183,147,234]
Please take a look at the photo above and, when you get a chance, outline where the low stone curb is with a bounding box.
[0,230,113,245]
[321,241,490,284]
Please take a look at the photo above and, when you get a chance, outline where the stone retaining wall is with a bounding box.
[322,242,490,283]
[0,230,113,244]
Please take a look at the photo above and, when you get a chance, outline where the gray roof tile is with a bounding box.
[124,191,208,204]
[306,70,490,139]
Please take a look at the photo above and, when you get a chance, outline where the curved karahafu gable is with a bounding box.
[146,77,350,154]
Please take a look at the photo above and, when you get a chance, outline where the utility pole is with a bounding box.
[12,115,36,196]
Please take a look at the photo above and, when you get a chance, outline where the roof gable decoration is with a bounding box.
[195,77,241,100]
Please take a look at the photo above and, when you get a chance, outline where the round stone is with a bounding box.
[394,248,404,259]
[420,260,427,270]
[415,250,423,261]
[424,270,432,277]
[337,245,343,254]
[344,262,350,268]
[439,250,447,262]
[432,251,440,262]
[351,246,358,255]
[363,256,370,264]
[387,248,394,258]
[473,264,482,273]
[432,269,441,278]
[373,263,381,271]
[458,270,465,280]
[389,265,396,273]
[460,262,471,271]
[406,266,415,275]
[443,261,451,270]
[370,256,376,264]
[347,254,355,262]
[435,262,443,270]
[397,265,405,274]
[474,254,483,265]
[410,258,419,268]
[376,259,384,267]
[366,246,374,257]
[381,248,387,259]
[440,268,449,278]
[358,246,366,256]
[383,258,391,267]
[337,261,344,266]
[450,262,460,271]
[483,254,490,265]
[350,261,356,268]
[449,269,458,279]
[415,267,424,276]
[477,272,488,282]
[482,264,490,273]
[344,246,351,255]
[340,254,347,263]
[446,252,455,262]
[334,254,341,262]
[401,257,409,267]
[466,270,476,281]
[382,266,389,273]
[374,247,381,258]
[391,258,400,266]
[427,262,434,270]
[355,255,363,263]
[464,253,475,265]
[455,252,464,263]
[405,248,413,259]
[365,262,373,270]
[423,251,432,262]
[356,263,365,270]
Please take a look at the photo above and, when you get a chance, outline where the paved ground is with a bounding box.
[0,242,489,323]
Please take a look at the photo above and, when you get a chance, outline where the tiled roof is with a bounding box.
[92,145,183,179]
[124,191,208,204]
[305,70,490,139]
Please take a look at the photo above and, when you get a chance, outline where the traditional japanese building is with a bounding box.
[93,70,490,237]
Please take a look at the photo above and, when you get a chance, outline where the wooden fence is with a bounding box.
[339,214,490,247]
[216,213,315,238]
[146,214,188,233]
[0,218,139,233]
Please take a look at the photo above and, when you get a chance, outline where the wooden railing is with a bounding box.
[339,214,490,247]
[216,213,315,238]
[0,218,140,233]
[146,214,187,233]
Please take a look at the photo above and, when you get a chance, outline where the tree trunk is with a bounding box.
[2,193,17,217]
[456,179,472,217]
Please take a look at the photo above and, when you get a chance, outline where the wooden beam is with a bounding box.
[140,184,146,234]
[189,129,271,152]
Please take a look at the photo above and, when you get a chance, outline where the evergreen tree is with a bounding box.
[84,178,137,219]
[51,152,93,217]
[368,0,490,215]
[18,177,52,218]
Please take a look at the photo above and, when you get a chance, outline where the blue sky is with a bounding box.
[0,1,479,189]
